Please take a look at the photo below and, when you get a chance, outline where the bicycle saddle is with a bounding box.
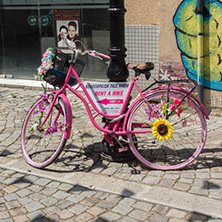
[127,62,154,80]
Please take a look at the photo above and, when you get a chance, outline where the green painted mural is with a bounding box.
[173,0,222,91]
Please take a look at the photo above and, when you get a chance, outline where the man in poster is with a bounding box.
[67,21,81,48]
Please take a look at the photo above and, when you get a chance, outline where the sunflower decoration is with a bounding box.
[152,118,174,141]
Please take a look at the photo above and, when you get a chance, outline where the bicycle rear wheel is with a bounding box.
[127,90,207,170]
[21,94,68,168]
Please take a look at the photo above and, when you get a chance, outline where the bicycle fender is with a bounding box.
[145,87,209,120]
[59,94,72,139]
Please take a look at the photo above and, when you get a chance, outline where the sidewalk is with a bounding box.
[0,81,222,221]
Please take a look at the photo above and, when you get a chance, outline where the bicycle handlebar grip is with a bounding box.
[98,53,110,60]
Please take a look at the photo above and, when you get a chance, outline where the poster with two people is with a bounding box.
[54,9,81,54]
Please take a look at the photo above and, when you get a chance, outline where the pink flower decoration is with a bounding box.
[174,99,182,105]
[168,104,176,111]
[176,106,182,117]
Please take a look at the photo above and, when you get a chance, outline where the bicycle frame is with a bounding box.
[40,57,209,141]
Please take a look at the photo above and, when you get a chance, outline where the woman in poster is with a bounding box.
[58,25,75,53]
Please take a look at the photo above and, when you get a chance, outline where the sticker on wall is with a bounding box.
[40,15,52,26]
[84,82,130,114]
[173,0,222,91]
[27,15,38,26]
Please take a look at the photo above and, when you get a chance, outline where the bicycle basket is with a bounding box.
[43,48,85,87]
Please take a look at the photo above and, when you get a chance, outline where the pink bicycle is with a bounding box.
[21,42,208,170]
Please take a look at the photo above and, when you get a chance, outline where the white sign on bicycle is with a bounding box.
[84,82,130,114]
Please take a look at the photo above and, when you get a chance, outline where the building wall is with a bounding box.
[125,0,222,112]
[125,0,159,25]
[124,0,159,95]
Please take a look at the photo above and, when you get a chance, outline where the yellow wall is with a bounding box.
[125,0,159,25]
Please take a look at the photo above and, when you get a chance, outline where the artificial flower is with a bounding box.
[152,118,174,141]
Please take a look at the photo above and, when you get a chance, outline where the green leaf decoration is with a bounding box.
[163,103,169,115]
[144,123,153,128]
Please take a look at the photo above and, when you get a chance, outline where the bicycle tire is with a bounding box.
[126,90,207,170]
[21,95,68,168]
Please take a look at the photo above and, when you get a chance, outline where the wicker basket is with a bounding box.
[43,48,85,87]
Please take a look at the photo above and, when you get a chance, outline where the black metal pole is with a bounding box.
[106,0,129,81]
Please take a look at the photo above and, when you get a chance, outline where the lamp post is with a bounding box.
[106,0,129,81]
[101,0,135,162]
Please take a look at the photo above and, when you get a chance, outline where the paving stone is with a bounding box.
[66,194,85,203]
[16,188,32,197]
[87,206,106,216]
[59,209,74,220]
[29,193,47,201]
[28,184,43,192]
[173,182,190,191]
[12,215,28,222]
[9,206,27,217]
[116,217,138,222]
[56,200,73,209]
[80,197,100,207]
[4,193,19,201]
[100,212,121,221]
[39,187,57,196]
[180,172,195,179]
[3,185,19,193]
[196,172,210,179]
[163,173,180,180]
[25,201,44,212]
[129,209,150,221]
[75,212,93,222]
[5,200,21,210]
[133,201,153,211]
[0,211,10,219]
[189,186,209,196]
[160,179,175,188]
[33,178,51,186]
[93,192,109,200]
[129,174,145,182]
[211,173,222,179]
[179,178,193,184]
[0,218,13,222]
[46,181,60,188]
[166,209,187,218]
[112,198,135,215]
[52,190,70,199]
[40,197,58,207]
[96,200,115,210]
[152,205,169,215]
[142,175,161,185]
[42,206,60,216]
[26,210,45,220]
[58,183,74,191]
[69,204,89,215]
[81,190,96,198]
[18,197,33,205]
[149,213,168,222]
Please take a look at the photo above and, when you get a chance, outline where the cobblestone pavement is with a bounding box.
[0,86,222,221]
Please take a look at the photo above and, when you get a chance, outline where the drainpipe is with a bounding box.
[106,0,129,81]
[197,0,204,103]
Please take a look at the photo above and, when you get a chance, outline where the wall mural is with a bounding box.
[173,0,222,91]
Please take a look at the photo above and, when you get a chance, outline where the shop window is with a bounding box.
[0,6,110,81]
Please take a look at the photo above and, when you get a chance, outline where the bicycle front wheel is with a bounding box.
[127,90,207,170]
[21,94,68,168]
